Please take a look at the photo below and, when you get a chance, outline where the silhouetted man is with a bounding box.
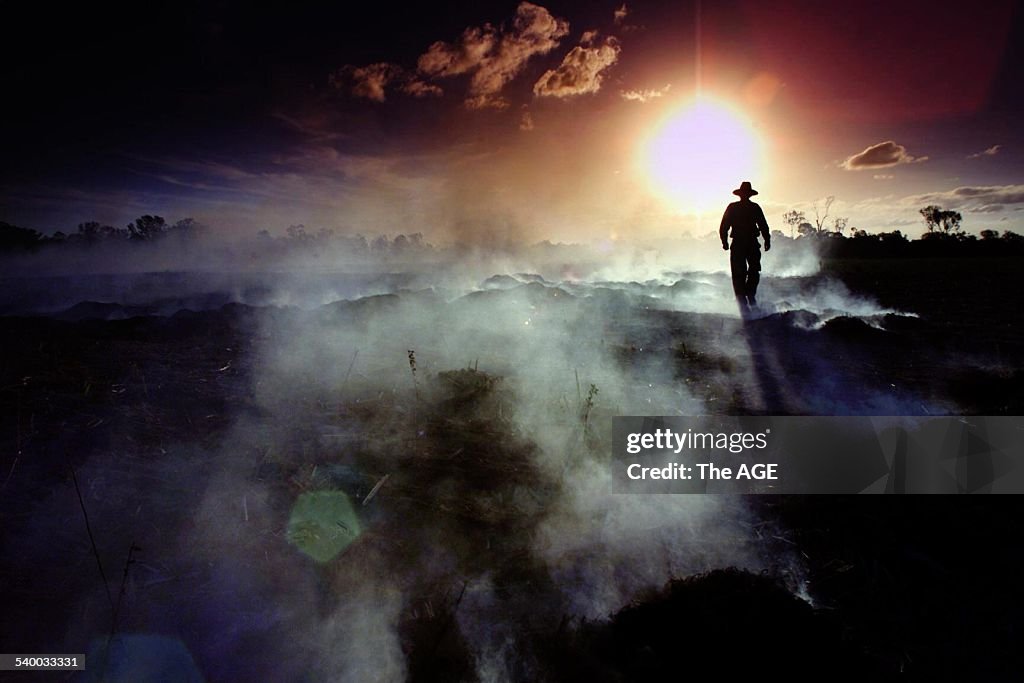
[720,181,770,311]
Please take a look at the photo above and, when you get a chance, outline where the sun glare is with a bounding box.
[642,97,763,214]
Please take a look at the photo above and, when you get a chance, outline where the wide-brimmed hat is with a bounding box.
[733,181,758,197]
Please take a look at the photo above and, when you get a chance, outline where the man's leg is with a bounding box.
[745,247,762,304]
[729,248,748,307]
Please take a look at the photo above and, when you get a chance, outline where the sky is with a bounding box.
[2,0,1022,242]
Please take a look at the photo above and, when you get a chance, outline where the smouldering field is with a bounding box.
[1,254,1022,680]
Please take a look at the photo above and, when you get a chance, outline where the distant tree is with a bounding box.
[0,221,42,251]
[832,216,848,235]
[879,230,908,245]
[76,221,102,242]
[979,229,999,241]
[170,217,202,237]
[127,215,168,240]
[286,224,309,241]
[77,221,126,242]
[782,210,805,238]
[1003,230,1023,244]
[812,196,835,233]
[919,205,963,235]
[797,221,816,238]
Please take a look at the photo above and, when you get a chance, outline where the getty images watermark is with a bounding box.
[611,416,1024,494]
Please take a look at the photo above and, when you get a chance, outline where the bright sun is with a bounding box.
[642,97,764,214]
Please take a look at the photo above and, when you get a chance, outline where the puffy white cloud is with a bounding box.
[418,2,569,109]
[334,3,575,109]
[417,25,499,78]
[841,140,926,170]
[620,84,671,103]
[533,36,620,99]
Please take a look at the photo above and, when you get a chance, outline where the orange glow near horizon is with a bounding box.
[641,96,765,214]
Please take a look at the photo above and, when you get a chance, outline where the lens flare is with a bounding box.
[642,97,764,214]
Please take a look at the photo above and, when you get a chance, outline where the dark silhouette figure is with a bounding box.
[720,181,771,311]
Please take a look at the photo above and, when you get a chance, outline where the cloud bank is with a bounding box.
[334,3,633,109]
[418,1,569,109]
[908,184,1024,213]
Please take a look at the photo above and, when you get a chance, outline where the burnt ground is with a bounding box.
[0,257,1022,680]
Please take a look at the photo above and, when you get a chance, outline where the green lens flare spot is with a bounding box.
[286,490,362,563]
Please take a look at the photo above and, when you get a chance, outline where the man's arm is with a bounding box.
[756,204,771,250]
[719,205,732,250]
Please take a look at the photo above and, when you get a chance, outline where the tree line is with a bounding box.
[0,215,201,250]
[0,216,434,256]
[777,200,1023,258]
[1,207,1022,258]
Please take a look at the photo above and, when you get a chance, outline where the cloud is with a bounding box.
[841,141,926,170]
[968,144,1001,159]
[612,3,642,32]
[464,94,506,110]
[329,64,442,102]
[533,36,620,99]
[519,108,535,131]
[417,25,499,79]
[620,84,671,103]
[333,3,570,109]
[330,63,401,102]
[906,184,1024,213]
[418,2,569,109]
[401,79,443,98]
